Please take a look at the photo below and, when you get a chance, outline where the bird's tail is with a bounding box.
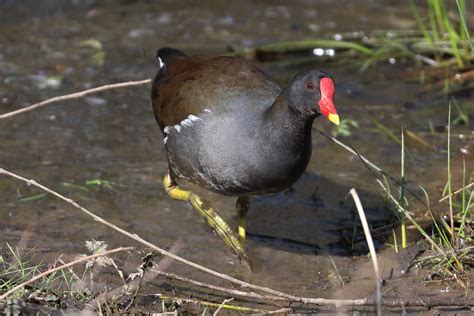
[156,47,187,67]
[151,48,187,128]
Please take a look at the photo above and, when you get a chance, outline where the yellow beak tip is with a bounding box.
[328,113,340,126]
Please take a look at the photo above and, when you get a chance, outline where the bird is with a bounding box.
[151,47,339,262]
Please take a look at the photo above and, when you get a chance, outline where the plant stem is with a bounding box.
[456,0,473,51]
[447,102,454,241]
[400,128,407,248]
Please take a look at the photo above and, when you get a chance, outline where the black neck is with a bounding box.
[265,88,317,136]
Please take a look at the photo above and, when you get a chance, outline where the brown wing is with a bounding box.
[151,55,279,130]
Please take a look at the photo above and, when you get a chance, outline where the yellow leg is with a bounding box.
[163,174,248,262]
[236,196,249,246]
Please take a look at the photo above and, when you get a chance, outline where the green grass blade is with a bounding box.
[410,0,435,47]
[459,183,474,238]
[456,0,473,51]
[462,157,466,218]
[428,1,440,41]
[447,101,454,240]
[419,186,452,250]
[60,182,89,192]
[18,193,47,203]
[425,0,463,67]
[431,0,447,36]
[400,128,407,248]
[373,119,414,161]
[392,229,399,253]
[446,28,464,68]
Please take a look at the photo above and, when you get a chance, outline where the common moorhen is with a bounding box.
[151,47,339,262]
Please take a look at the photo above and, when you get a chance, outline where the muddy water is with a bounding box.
[0,0,473,313]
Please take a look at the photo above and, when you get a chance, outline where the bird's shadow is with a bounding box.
[245,171,396,257]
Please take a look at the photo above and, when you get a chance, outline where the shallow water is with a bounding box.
[0,0,473,313]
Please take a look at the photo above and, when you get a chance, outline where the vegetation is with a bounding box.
[381,105,473,289]
[328,99,472,289]
[234,0,472,94]
[0,243,91,307]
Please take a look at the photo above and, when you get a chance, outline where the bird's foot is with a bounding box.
[163,174,249,264]
[188,193,249,263]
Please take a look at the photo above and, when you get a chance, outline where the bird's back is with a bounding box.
[152,52,281,131]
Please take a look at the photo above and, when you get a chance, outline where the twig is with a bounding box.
[154,270,285,304]
[438,182,474,203]
[369,297,474,308]
[348,189,382,316]
[0,246,132,300]
[0,79,151,120]
[329,256,345,286]
[315,128,429,209]
[157,295,269,313]
[158,270,474,310]
[0,168,367,307]
[213,297,234,315]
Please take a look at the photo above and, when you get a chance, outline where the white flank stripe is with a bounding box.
[181,118,193,127]
[188,114,201,121]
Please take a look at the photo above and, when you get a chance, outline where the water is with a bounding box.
[0,0,473,313]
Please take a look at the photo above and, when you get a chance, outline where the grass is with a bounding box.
[416,178,472,289]
[424,119,470,284]
[0,243,78,303]
[321,97,472,289]
[410,0,466,68]
[376,103,472,288]
[233,0,472,94]
[0,241,127,311]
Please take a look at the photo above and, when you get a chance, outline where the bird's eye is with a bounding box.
[306,82,314,90]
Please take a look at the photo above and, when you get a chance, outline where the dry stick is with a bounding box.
[157,295,269,314]
[0,246,132,300]
[383,298,473,308]
[438,182,474,203]
[154,270,285,304]
[364,295,474,309]
[156,230,473,309]
[0,168,366,307]
[213,297,234,316]
[348,189,382,316]
[0,79,151,120]
[315,128,433,211]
